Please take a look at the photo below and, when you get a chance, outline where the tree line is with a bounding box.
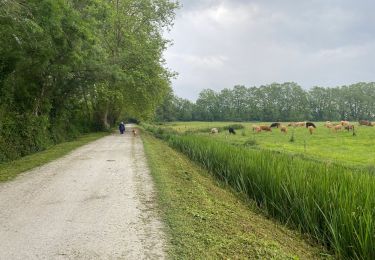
[156,82,375,122]
[0,0,178,162]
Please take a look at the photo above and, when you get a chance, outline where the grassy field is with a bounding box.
[142,133,328,259]
[143,122,375,259]
[163,121,375,167]
[0,132,108,182]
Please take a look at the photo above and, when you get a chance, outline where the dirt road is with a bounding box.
[0,126,167,259]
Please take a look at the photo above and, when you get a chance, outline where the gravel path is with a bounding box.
[0,126,167,259]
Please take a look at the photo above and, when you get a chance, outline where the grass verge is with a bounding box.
[0,132,108,182]
[142,133,328,259]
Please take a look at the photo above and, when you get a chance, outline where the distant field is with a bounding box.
[162,121,375,167]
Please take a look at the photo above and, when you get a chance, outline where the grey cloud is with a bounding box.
[166,0,375,100]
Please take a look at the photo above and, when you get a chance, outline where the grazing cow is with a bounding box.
[260,125,272,132]
[306,122,316,128]
[210,128,219,134]
[296,122,305,127]
[254,126,262,133]
[228,127,236,134]
[341,121,350,126]
[333,125,342,132]
[345,125,355,131]
[288,122,295,127]
[308,126,315,135]
[252,125,259,132]
[280,126,288,134]
[270,122,281,128]
[359,120,373,126]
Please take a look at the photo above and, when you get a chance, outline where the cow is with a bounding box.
[345,125,355,131]
[296,122,305,127]
[270,122,281,128]
[333,125,342,132]
[210,128,219,134]
[341,121,350,126]
[359,120,373,126]
[306,122,316,128]
[280,126,288,134]
[308,126,315,135]
[254,126,262,133]
[260,126,272,132]
[252,125,259,132]
[324,121,333,128]
[228,127,236,134]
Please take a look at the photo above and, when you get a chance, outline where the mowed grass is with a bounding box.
[163,122,375,167]
[0,132,108,182]
[142,133,328,259]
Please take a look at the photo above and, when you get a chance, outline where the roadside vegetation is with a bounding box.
[0,132,107,182]
[143,123,375,259]
[0,0,178,163]
[142,133,328,259]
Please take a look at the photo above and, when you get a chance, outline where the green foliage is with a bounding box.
[156,82,375,122]
[0,0,178,162]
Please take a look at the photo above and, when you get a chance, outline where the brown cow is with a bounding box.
[359,120,373,126]
[254,126,262,133]
[296,122,306,127]
[252,125,259,132]
[341,120,350,126]
[280,126,288,134]
[325,123,333,129]
[211,128,219,134]
[308,126,315,135]
[333,125,342,132]
[345,125,355,131]
[260,125,272,132]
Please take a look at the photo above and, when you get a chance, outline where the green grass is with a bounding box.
[165,134,375,259]
[163,121,375,167]
[0,132,108,182]
[142,133,328,259]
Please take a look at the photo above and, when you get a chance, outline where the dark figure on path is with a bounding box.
[119,122,125,134]
[306,122,316,128]
[228,127,236,135]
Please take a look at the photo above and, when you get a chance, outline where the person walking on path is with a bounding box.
[119,122,125,134]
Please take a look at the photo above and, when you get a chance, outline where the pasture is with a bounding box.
[143,122,375,258]
[162,121,375,167]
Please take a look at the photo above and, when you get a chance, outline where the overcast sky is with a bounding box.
[164,0,375,100]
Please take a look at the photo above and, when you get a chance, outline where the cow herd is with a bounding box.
[252,122,317,135]
[209,120,374,135]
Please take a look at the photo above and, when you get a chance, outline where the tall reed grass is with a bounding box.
[166,134,375,259]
